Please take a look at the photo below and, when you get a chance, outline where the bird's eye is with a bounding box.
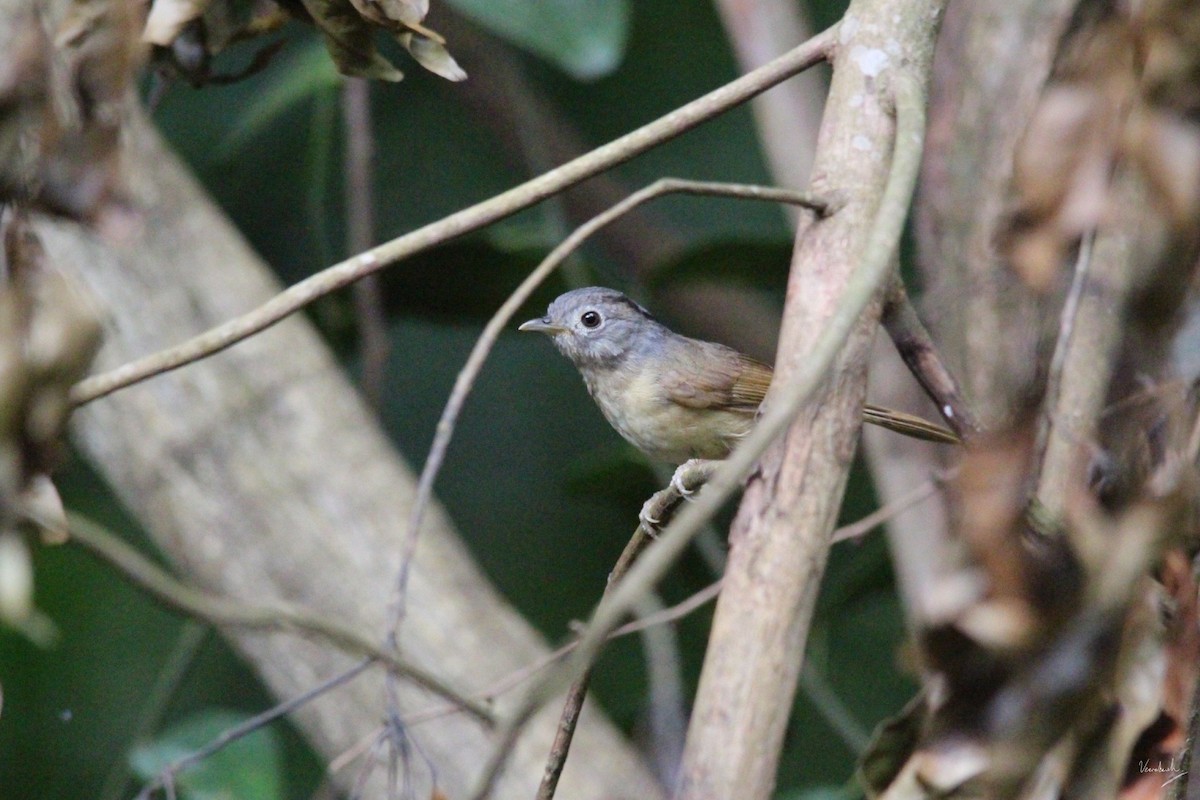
[580,310,602,329]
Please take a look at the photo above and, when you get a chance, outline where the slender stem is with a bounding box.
[535,525,655,800]
[881,277,980,438]
[466,71,929,800]
[97,622,209,800]
[341,77,389,409]
[830,478,938,544]
[68,29,835,408]
[135,660,374,800]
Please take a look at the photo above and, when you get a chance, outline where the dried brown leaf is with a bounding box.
[144,0,218,47]
[1007,1,1200,289]
[1124,110,1200,234]
[346,0,425,29]
[20,474,67,545]
[0,213,102,509]
[400,31,466,82]
[299,0,405,81]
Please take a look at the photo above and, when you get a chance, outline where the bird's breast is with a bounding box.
[582,362,753,463]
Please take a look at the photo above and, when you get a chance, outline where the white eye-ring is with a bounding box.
[581,310,602,329]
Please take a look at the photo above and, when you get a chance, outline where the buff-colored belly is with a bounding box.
[585,366,754,463]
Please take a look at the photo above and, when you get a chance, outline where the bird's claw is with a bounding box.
[639,495,664,537]
[638,459,719,537]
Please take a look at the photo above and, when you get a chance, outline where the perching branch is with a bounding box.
[64,512,492,724]
[466,67,931,800]
[68,29,835,408]
[534,522,655,800]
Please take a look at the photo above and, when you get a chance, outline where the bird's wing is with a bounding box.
[660,342,772,413]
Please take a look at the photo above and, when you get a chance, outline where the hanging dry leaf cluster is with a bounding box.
[144,0,466,85]
[866,2,1200,798]
[0,212,102,644]
[862,428,1200,800]
[0,0,144,225]
[1007,0,1200,290]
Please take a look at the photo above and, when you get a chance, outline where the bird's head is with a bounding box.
[519,287,659,367]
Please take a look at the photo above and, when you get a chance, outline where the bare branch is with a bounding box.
[68,29,835,407]
[341,77,389,409]
[881,278,980,438]
[135,660,373,800]
[535,522,656,800]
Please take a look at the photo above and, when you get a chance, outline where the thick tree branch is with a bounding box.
[676,1,944,794]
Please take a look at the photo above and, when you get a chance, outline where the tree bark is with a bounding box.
[674,1,945,798]
[915,0,1079,426]
[46,111,662,800]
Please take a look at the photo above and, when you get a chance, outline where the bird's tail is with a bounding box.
[862,403,960,445]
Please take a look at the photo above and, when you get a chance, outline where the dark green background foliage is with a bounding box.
[1,1,919,797]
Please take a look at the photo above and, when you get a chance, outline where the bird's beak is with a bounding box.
[518,318,567,335]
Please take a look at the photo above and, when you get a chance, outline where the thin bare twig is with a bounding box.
[135,660,373,800]
[68,28,836,408]
[402,579,724,729]
[1032,228,1097,505]
[341,77,389,409]
[98,622,208,800]
[881,277,980,438]
[830,477,940,544]
[466,71,929,800]
[536,524,656,800]
[64,512,492,724]
[330,577,726,780]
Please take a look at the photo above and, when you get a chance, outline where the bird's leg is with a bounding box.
[639,459,720,536]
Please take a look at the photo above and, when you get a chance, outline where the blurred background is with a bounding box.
[0,1,918,797]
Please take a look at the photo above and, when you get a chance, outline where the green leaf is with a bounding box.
[445,0,630,80]
[216,39,341,159]
[130,709,284,800]
[647,240,793,293]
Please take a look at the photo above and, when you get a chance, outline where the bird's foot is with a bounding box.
[639,459,719,537]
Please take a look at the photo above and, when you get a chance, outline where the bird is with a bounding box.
[519,286,957,466]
